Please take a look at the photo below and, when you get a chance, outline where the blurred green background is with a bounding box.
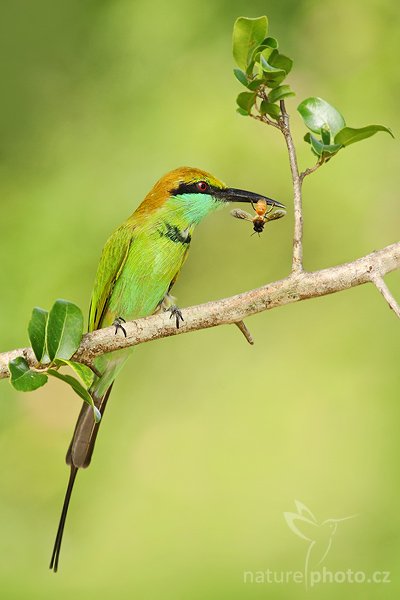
[1,0,399,598]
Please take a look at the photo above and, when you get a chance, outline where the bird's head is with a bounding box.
[136,166,285,225]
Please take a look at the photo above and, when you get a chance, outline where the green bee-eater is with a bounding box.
[50,166,284,571]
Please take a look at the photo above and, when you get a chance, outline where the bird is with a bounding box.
[50,166,285,572]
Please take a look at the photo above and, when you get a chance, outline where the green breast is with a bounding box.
[107,224,190,322]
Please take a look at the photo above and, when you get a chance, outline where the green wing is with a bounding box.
[88,224,134,332]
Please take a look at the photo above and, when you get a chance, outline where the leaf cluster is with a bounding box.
[233,16,394,160]
[8,300,100,422]
[298,97,393,160]
[233,16,294,119]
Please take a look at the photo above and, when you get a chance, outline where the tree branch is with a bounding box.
[279,100,304,273]
[1,241,399,380]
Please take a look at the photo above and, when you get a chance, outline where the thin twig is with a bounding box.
[263,115,280,128]
[251,88,281,129]
[250,114,280,129]
[1,242,399,380]
[235,321,254,345]
[369,273,400,318]
[279,99,304,273]
[300,159,325,181]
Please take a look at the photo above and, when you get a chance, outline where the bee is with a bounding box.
[231,198,286,235]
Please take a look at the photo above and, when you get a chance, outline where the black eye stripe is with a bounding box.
[171,181,215,196]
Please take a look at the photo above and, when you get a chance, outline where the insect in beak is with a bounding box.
[230,198,286,235]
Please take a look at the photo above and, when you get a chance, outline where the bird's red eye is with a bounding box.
[197,181,208,192]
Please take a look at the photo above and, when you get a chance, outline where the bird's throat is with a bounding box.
[163,192,222,226]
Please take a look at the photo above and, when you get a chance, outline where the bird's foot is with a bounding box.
[166,305,184,329]
[113,316,127,337]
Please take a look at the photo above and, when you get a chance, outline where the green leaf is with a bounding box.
[46,299,84,362]
[233,68,249,87]
[48,369,101,422]
[269,52,293,75]
[321,124,331,145]
[54,359,95,388]
[247,77,265,91]
[28,307,49,363]
[307,134,324,156]
[252,44,274,65]
[268,85,295,103]
[260,51,285,75]
[233,16,268,70]
[236,107,249,116]
[236,91,257,115]
[260,51,288,88]
[265,74,287,89]
[9,357,48,392]
[304,133,321,157]
[297,97,346,136]
[334,125,394,146]
[260,101,281,119]
[263,36,278,49]
[304,133,342,157]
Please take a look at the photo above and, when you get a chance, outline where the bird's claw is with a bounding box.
[113,316,127,337]
[167,305,184,329]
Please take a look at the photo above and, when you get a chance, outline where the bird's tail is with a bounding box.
[49,465,78,573]
[66,383,114,469]
[49,383,114,572]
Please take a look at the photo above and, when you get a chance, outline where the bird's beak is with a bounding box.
[219,187,285,209]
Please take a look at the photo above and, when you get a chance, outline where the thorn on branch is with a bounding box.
[369,273,400,319]
[235,320,254,345]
